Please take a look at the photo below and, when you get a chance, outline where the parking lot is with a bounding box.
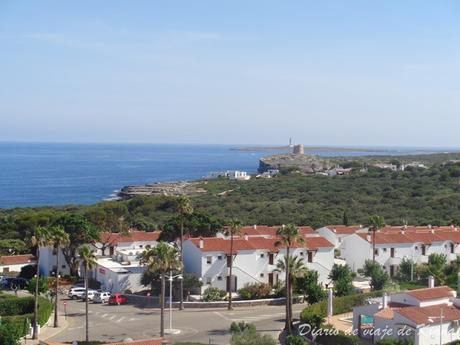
[50,293,307,344]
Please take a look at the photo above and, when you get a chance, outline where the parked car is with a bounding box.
[81,289,98,301]
[93,291,111,303]
[108,293,127,305]
[68,287,86,299]
[4,277,28,290]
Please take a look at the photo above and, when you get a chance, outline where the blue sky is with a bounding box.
[1,1,459,147]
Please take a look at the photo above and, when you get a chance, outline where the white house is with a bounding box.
[0,254,35,275]
[316,225,366,250]
[183,234,334,293]
[352,285,460,345]
[227,171,251,180]
[341,228,460,275]
[39,230,161,278]
[92,248,148,293]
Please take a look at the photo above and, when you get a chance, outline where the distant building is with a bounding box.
[183,228,334,293]
[352,284,460,345]
[0,254,35,275]
[227,170,251,180]
[207,170,251,180]
[292,144,304,155]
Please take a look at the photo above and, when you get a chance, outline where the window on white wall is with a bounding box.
[217,255,222,260]
[217,276,222,281]
[206,256,212,264]
[206,277,211,284]
[260,253,265,258]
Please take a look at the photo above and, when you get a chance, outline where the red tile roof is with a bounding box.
[374,308,396,320]
[0,254,35,266]
[397,304,460,326]
[189,235,333,254]
[189,237,255,254]
[100,230,161,245]
[406,286,455,301]
[356,231,450,245]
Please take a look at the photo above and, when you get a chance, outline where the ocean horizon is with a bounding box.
[0,142,458,209]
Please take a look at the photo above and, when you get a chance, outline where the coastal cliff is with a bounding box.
[258,153,332,173]
[118,181,207,199]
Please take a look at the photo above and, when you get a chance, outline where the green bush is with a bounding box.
[202,287,226,302]
[0,296,33,316]
[0,324,22,345]
[237,283,272,300]
[0,295,52,344]
[286,335,308,345]
[230,328,276,345]
[316,333,359,345]
[230,321,256,334]
[300,291,383,323]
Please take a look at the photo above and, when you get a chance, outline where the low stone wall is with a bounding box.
[125,294,303,308]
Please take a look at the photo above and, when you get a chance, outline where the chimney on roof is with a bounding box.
[428,224,432,229]
[382,293,388,309]
[199,238,204,249]
[244,233,248,241]
[431,229,435,234]
[366,234,371,242]
[253,224,257,229]
[404,224,408,230]
[401,230,405,235]
[332,228,337,233]
[428,275,435,288]
[359,225,363,228]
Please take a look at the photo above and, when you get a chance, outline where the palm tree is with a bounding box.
[78,245,97,342]
[176,196,193,310]
[276,255,308,325]
[368,215,385,262]
[224,218,242,310]
[48,225,70,328]
[275,224,304,334]
[140,242,181,337]
[31,226,51,339]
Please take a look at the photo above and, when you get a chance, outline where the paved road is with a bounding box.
[50,295,307,344]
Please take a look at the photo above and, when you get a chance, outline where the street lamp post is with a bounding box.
[167,271,183,334]
[428,307,444,345]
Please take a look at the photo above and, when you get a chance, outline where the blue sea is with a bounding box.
[0,142,455,208]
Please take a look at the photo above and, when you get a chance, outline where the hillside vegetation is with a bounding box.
[0,163,459,245]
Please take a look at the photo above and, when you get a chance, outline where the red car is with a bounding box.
[108,293,128,305]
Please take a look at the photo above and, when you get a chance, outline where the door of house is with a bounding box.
[226,255,232,268]
[422,245,426,255]
[269,253,274,265]
[390,265,395,277]
[268,273,274,286]
[109,246,115,256]
[451,243,455,254]
[390,248,395,258]
[307,251,313,263]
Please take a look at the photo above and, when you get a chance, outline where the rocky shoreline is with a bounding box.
[118,180,207,199]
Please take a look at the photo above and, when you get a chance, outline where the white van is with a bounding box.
[93,291,111,303]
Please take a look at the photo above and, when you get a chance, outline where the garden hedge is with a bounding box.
[300,291,383,322]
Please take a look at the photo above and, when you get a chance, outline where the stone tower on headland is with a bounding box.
[292,144,304,155]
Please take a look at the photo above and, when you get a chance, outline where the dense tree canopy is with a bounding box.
[0,163,459,255]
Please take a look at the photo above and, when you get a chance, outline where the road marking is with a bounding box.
[109,315,116,320]
[102,313,109,318]
[116,317,125,323]
[213,311,231,321]
[128,318,137,322]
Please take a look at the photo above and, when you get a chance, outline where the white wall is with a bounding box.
[39,246,70,276]
[341,234,371,272]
